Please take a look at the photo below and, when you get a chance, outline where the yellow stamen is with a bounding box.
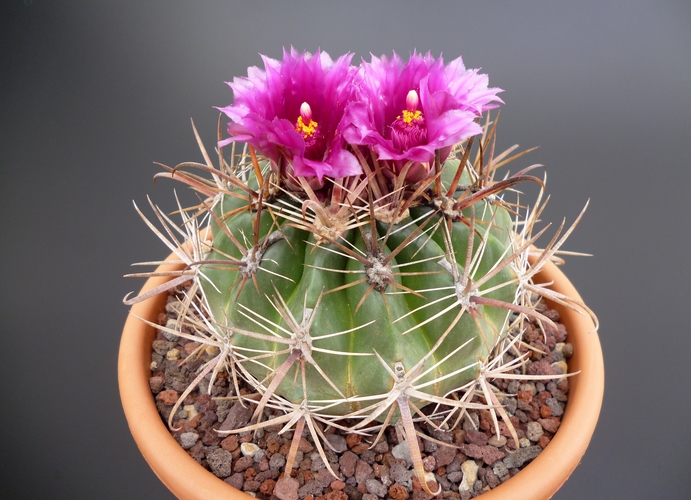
[296,116,319,137]
[400,109,423,125]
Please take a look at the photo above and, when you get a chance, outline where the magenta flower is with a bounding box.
[218,48,362,182]
[343,52,503,180]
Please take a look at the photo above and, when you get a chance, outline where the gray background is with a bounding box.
[2,0,690,498]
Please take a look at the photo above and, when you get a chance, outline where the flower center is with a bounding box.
[390,90,427,151]
[295,102,325,160]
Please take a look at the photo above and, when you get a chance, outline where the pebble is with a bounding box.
[225,472,244,489]
[178,432,199,450]
[492,461,509,478]
[270,452,287,470]
[545,398,564,417]
[433,444,457,468]
[152,339,176,356]
[388,483,410,499]
[551,360,568,376]
[233,455,254,473]
[366,478,388,497]
[525,421,544,442]
[206,448,233,478]
[156,389,178,406]
[339,451,357,477]
[298,479,323,498]
[458,443,505,466]
[391,441,413,467]
[218,401,253,432]
[183,404,198,420]
[389,461,413,486]
[355,459,374,483]
[459,460,479,492]
[166,348,181,360]
[298,437,314,453]
[241,442,261,457]
[148,375,165,393]
[325,433,348,453]
[488,435,507,448]
[274,476,299,500]
[502,445,542,469]
[538,417,561,433]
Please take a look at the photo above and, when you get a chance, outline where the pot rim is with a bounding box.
[118,253,603,500]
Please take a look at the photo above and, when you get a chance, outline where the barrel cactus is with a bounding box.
[126,49,595,494]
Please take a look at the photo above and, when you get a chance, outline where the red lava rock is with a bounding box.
[201,430,221,446]
[536,391,552,404]
[355,459,374,483]
[274,476,299,500]
[315,468,335,488]
[339,451,357,477]
[458,443,506,466]
[322,491,349,500]
[243,467,257,481]
[233,455,254,473]
[243,480,261,492]
[527,358,555,376]
[148,376,165,393]
[539,404,553,418]
[432,443,457,469]
[330,479,346,490]
[524,324,540,343]
[156,389,179,406]
[183,341,200,356]
[224,472,244,489]
[267,438,280,454]
[219,401,253,432]
[345,433,363,449]
[411,475,422,492]
[556,324,568,343]
[350,443,371,454]
[464,429,488,446]
[538,417,561,433]
[539,435,551,448]
[298,437,314,453]
[516,390,533,404]
[557,379,570,393]
[260,479,276,495]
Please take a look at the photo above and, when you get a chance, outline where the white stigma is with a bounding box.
[406,89,420,111]
[300,101,313,122]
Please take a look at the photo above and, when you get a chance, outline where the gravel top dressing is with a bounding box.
[150,289,571,500]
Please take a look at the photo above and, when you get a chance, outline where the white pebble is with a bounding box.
[183,404,199,420]
[460,460,479,491]
[241,442,261,457]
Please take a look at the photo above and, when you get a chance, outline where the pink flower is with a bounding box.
[218,48,362,182]
[343,52,502,180]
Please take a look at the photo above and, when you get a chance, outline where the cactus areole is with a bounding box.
[126,49,596,495]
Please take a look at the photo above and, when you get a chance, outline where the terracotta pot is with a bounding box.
[119,251,603,500]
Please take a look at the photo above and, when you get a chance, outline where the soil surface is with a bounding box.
[149,290,572,499]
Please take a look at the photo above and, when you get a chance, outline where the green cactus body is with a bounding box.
[199,161,517,419]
